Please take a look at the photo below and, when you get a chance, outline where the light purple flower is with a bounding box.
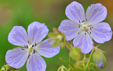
[58,1,112,54]
[96,58,103,68]
[6,22,60,71]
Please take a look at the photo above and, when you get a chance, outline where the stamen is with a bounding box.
[22,48,25,50]
[86,18,87,21]
[26,45,28,48]
[28,55,30,59]
[33,50,36,54]
[90,27,93,30]
[78,32,79,34]
[32,45,34,47]
[82,20,84,22]
[35,43,36,46]
[90,32,91,34]
[79,25,80,28]
[79,20,80,23]
[85,33,86,35]
[24,45,28,48]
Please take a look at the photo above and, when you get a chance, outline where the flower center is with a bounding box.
[82,24,88,32]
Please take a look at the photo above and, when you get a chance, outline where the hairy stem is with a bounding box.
[66,41,72,50]
[85,49,95,71]
[83,54,86,71]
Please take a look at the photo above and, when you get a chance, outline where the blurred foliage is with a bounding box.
[0,0,113,71]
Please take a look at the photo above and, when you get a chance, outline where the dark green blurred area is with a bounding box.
[0,0,113,71]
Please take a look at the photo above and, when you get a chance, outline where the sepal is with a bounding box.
[1,64,18,71]
[57,65,68,71]
[70,47,81,61]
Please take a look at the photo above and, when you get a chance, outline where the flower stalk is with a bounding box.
[85,48,95,71]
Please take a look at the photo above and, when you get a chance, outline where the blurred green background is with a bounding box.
[0,0,113,71]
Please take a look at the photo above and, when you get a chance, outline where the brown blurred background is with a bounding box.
[0,0,113,71]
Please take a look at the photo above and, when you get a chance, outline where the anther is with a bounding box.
[90,32,91,34]
[79,25,80,28]
[82,20,84,22]
[35,43,36,46]
[26,45,28,48]
[86,18,87,21]
[32,45,34,47]
[22,48,25,50]
[85,33,86,35]
[79,20,80,23]
[90,27,92,30]
[78,32,79,34]
[28,55,30,59]
[33,50,36,54]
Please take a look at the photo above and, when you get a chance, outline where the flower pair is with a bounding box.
[6,1,112,71]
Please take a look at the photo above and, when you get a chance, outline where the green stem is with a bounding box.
[65,41,72,70]
[66,41,71,50]
[85,49,95,71]
[83,54,86,70]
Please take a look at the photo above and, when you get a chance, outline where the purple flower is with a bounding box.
[96,58,103,68]
[6,22,60,71]
[58,1,112,54]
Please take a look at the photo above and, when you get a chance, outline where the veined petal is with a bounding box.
[86,3,107,24]
[5,48,29,69]
[36,39,60,58]
[96,58,103,68]
[27,53,46,71]
[65,1,85,23]
[90,22,112,43]
[58,20,79,41]
[28,22,49,44]
[8,26,28,46]
[73,32,93,54]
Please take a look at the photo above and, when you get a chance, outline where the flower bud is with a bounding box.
[70,47,81,61]
[48,28,66,47]
[1,64,18,71]
[93,52,106,69]
[57,65,68,71]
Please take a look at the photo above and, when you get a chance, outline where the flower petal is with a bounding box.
[8,26,28,46]
[27,53,46,71]
[5,48,29,69]
[96,58,103,68]
[65,1,85,23]
[58,20,80,41]
[28,22,49,44]
[36,39,60,58]
[73,32,93,54]
[90,22,112,43]
[86,3,107,23]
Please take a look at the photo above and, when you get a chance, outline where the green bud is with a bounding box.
[57,65,68,71]
[70,47,81,62]
[48,28,66,47]
[48,32,59,40]
[1,64,18,71]
[93,52,106,69]
[52,39,61,47]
